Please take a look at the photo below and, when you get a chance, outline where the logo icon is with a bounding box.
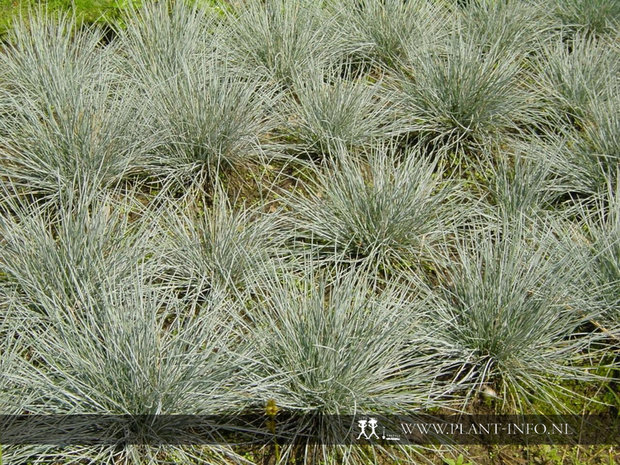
[356,417,379,440]
[356,417,401,442]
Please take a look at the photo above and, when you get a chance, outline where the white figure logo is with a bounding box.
[356,419,368,439]
[357,418,379,440]
[367,418,379,439]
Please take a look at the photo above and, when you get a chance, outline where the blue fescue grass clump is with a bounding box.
[423,220,608,412]
[284,144,463,274]
[0,1,618,464]
[157,185,288,296]
[223,0,350,86]
[0,195,143,315]
[244,259,452,416]
[284,64,400,155]
[558,184,620,331]
[552,0,620,37]
[5,274,256,464]
[0,14,151,200]
[333,0,450,70]
[241,258,455,464]
[115,1,280,188]
[391,29,533,155]
[534,33,619,125]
